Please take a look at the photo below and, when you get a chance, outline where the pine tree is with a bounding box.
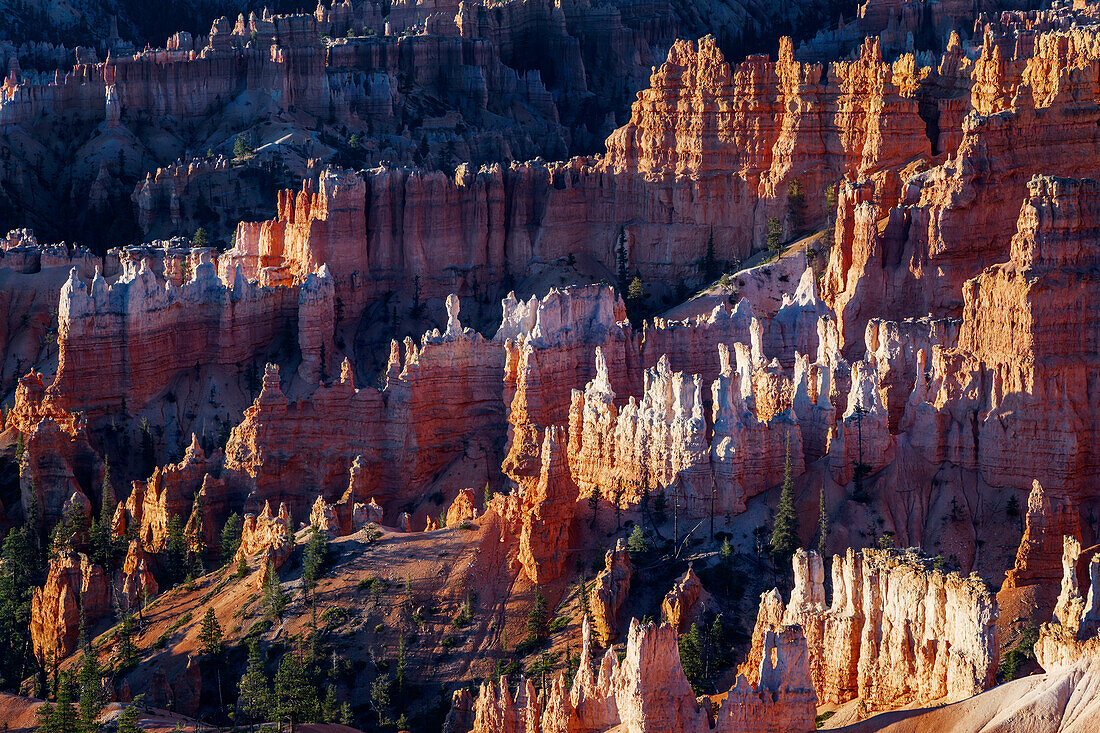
[219,513,242,567]
[524,586,549,645]
[587,488,599,528]
[275,652,318,730]
[816,487,828,558]
[116,612,138,670]
[89,466,121,572]
[369,673,390,726]
[49,501,84,556]
[53,672,79,733]
[237,642,271,727]
[701,229,718,281]
[615,227,629,292]
[162,514,188,586]
[396,636,407,690]
[301,527,328,592]
[77,645,105,733]
[263,561,287,620]
[115,701,141,733]
[0,525,41,689]
[627,525,647,555]
[184,493,206,578]
[198,607,222,657]
[766,217,783,253]
[322,686,339,722]
[235,554,249,579]
[678,623,705,694]
[769,432,798,564]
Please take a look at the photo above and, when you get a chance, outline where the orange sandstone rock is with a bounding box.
[744,548,997,712]
[588,538,632,645]
[517,426,579,585]
[30,551,110,662]
[661,564,713,634]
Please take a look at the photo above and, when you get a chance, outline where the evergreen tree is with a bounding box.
[262,561,287,620]
[233,133,253,159]
[184,493,206,578]
[237,642,271,727]
[160,514,187,586]
[77,646,105,733]
[701,229,718,281]
[116,612,138,670]
[369,673,390,726]
[678,623,705,694]
[786,179,805,233]
[766,217,783,253]
[219,513,242,567]
[235,554,250,579]
[301,527,329,592]
[769,432,798,564]
[198,607,222,657]
[52,672,79,733]
[323,686,339,722]
[115,701,142,733]
[587,488,599,529]
[396,636,407,690]
[615,227,629,292]
[274,652,318,730]
[627,276,644,303]
[653,491,667,525]
[49,501,85,556]
[627,525,647,555]
[816,487,828,558]
[89,466,121,572]
[524,586,549,645]
[0,525,41,688]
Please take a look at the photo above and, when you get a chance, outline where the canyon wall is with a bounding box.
[46,253,331,423]
[744,548,998,713]
[224,295,505,520]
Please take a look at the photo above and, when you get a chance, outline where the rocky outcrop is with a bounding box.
[446,488,479,527]
[588,538,632,645]
[745,548,998,713]
[236,500,293,586]
[821,22,1100,353]
[1000,480,1081,618]
[119,539,158,610]
[17,414,102,529]
[127,434,231,554]
[568,340,807,517]
[48,254,330,423]
[517,427,578,585]
[661,564,713,633]
[1034,536,1100,671]
[29,552,110,662]
[225,295,505,520]
[457,614,816,733]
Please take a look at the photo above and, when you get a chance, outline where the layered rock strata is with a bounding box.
[225,295,504,520]
[588,539,632,645]
[744,548,998,712]
[1034,536,1100,671]
[455,615,816,733]
[47,254,332,422]
[29,552,110,662]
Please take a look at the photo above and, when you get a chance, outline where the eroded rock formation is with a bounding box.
[30,552,110,662]
[456,614,816,733]
[745,548,998,713]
